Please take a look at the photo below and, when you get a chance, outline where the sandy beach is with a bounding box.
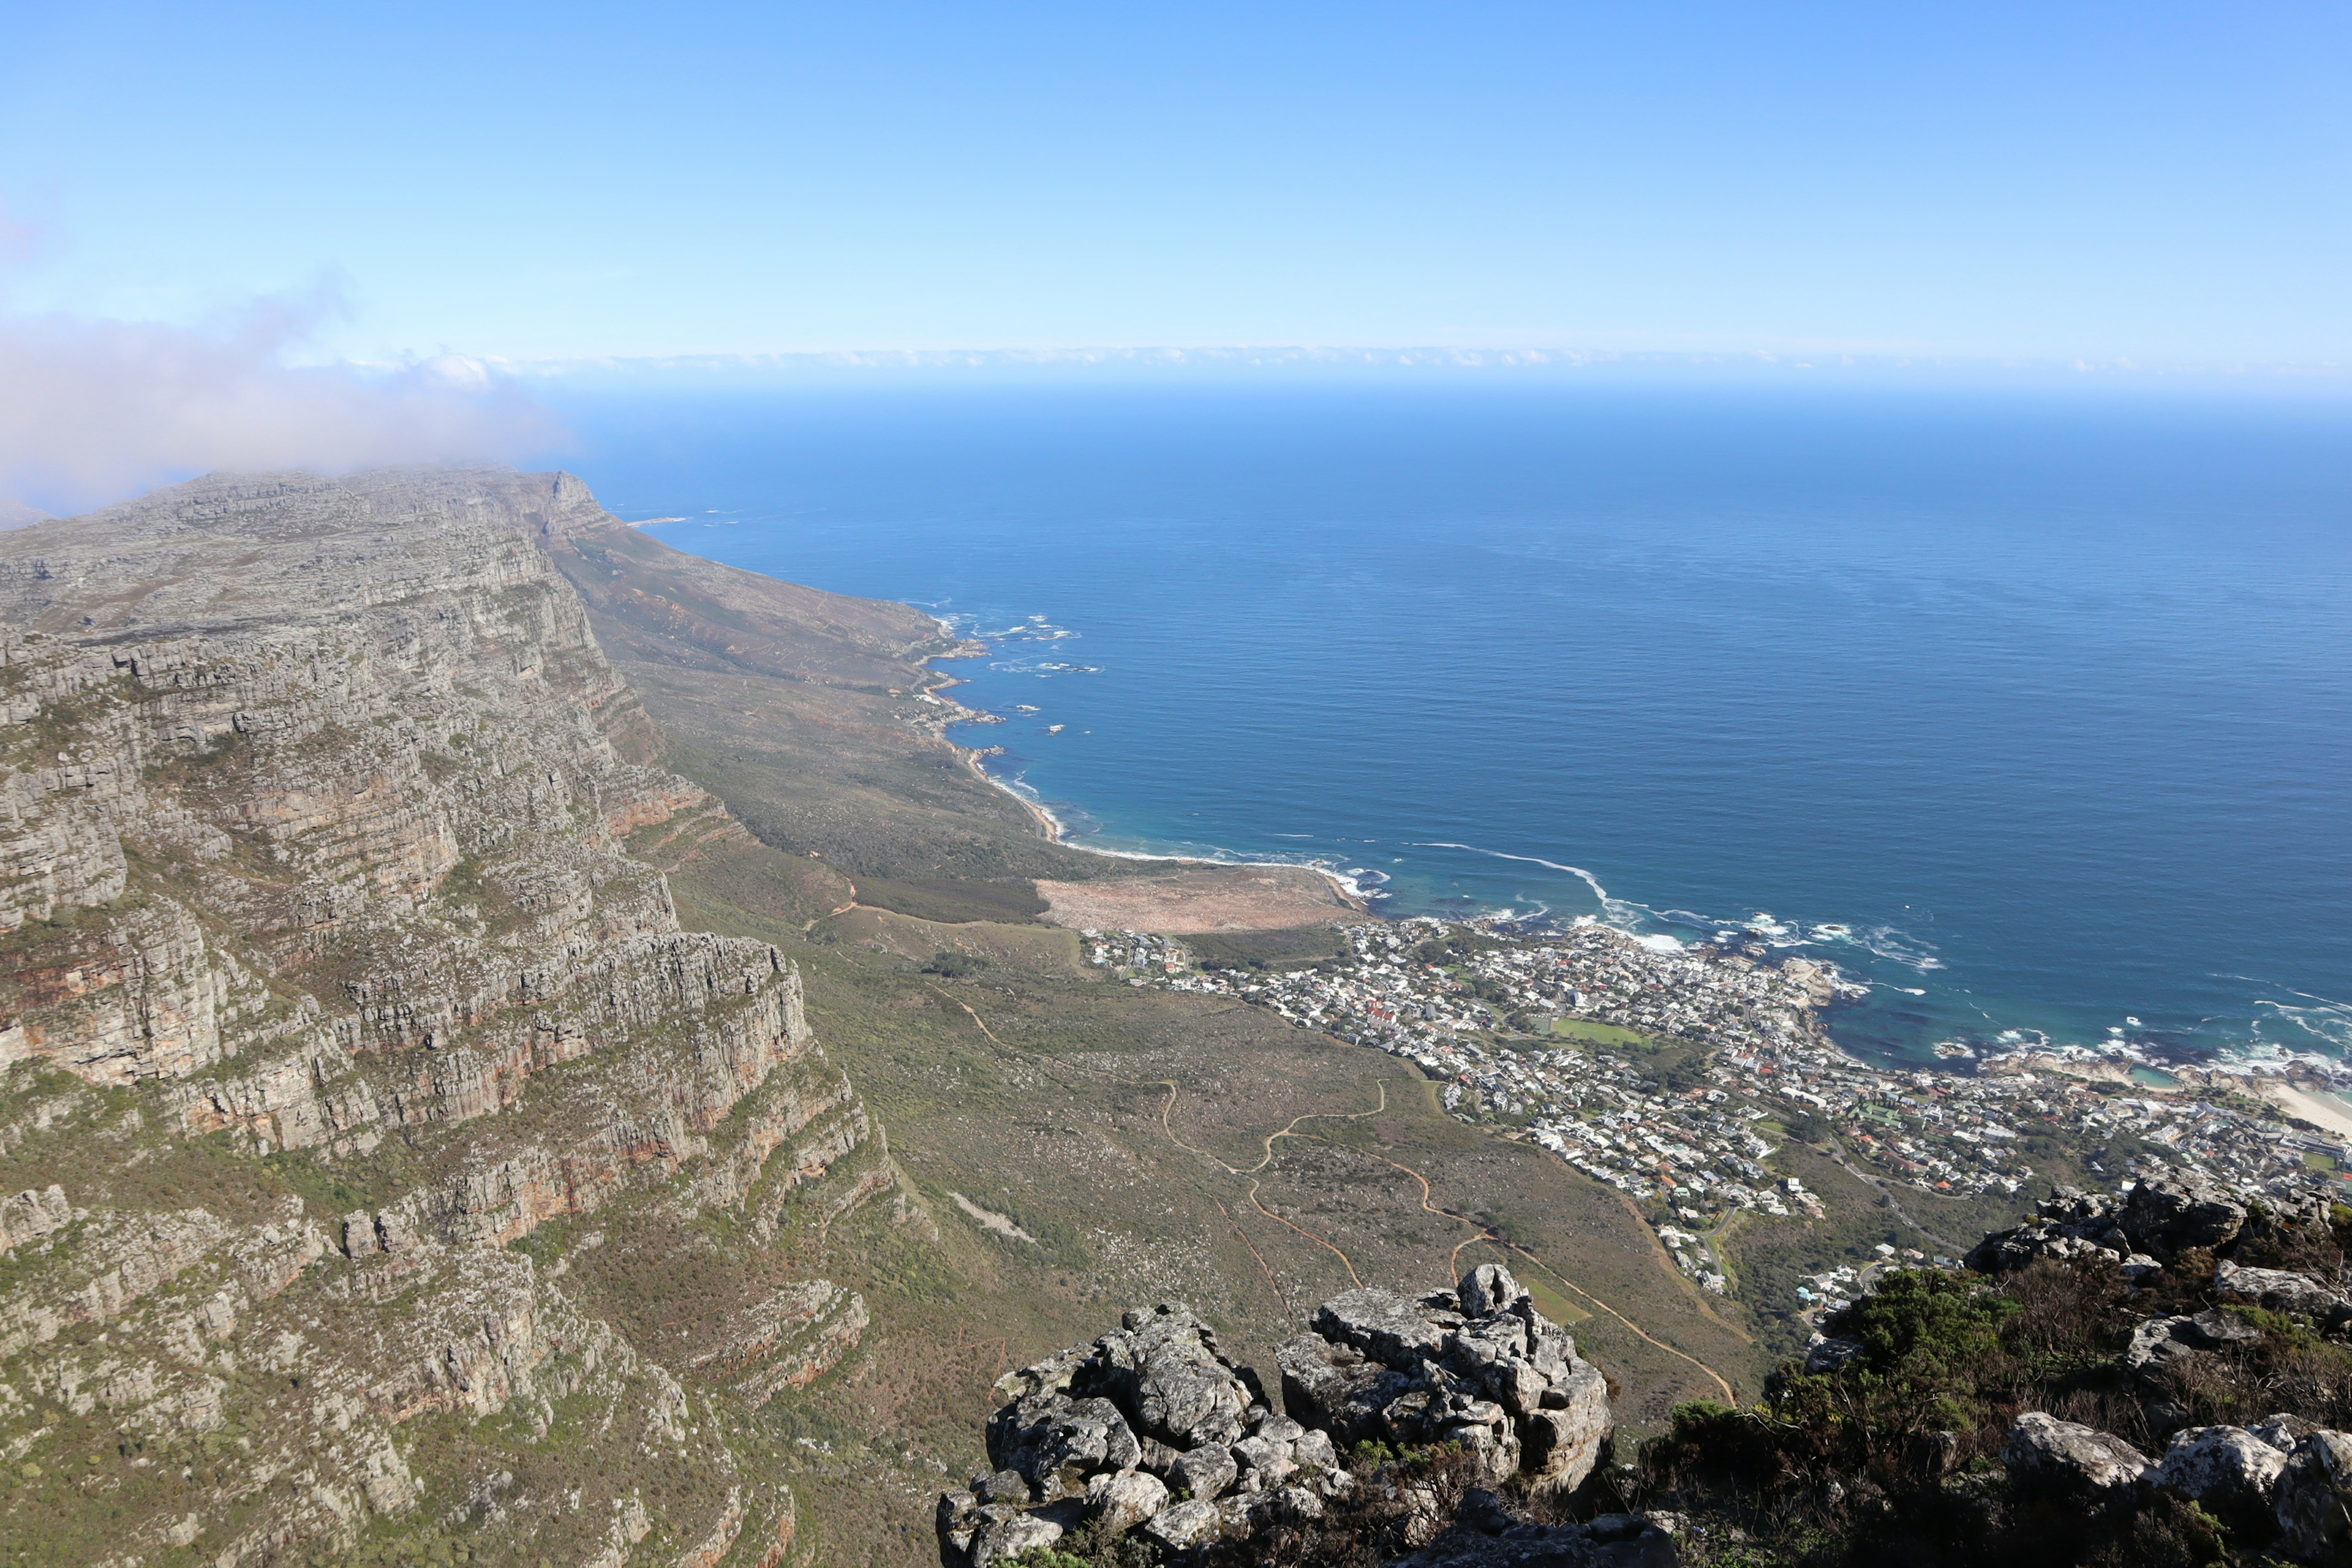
[1034,865,1364,933]
[2255,1079,2352,1142]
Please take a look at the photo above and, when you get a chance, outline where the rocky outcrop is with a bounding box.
[1967,1175,2337,1278]
[941,1270,1626,1565]
[0,1182,70,1251]
[0,470,918,1562]
[1281,1264,1613,1490]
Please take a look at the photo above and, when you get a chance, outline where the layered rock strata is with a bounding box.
[0,470,910,1564]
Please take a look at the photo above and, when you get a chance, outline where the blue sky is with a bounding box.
[2,1,2348,367]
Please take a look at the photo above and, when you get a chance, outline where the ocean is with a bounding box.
[548,380,2352,1073]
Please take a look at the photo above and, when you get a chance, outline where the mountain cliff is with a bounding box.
[0,470,919,1565]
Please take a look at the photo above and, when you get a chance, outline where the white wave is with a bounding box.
[1635,933,1684,953]
[1407,841,1628,914]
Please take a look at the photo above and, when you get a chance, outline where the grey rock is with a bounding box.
[1277,1330,1414,1447]
[1136,1436,1184,1476]
[2002,1412,2150,1493]
[1459,1486,1515,1534]
[2124,1316,2199,1376]
[1091,1303,1255,1450]
[968,1509,1063,1568]
[1252,1411,1307,1443]
[2179,1308,2263,1349]
[1523,1371,1611,1491]
[2120,1253,2163,1284]
[1143,1498,1224,1548]
[1459,1262,1529,1317]
[338,1210,379,1259]
[2217,1259,2348,1316]
[986,1392,1140,1498]
[2122,1169,2247,1254]
[993,1343,1093,1404]
[974,1469,1031,1506]
[0,1185,74,1253]
[2152,1425,2289,1512]
[1232,1431,1298,1488]
[1315,1286,1452,1365]
[2276,1431,2352,1565]
[1169,1442,1238,1501]
[1084,1468,1169,1533]
[935,1490,982,1562]
[2255,1414,2320,1454]
[1294,1427,1340,1471]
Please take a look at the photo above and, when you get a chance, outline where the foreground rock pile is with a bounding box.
[1967,1170,2341,1307]
[2002,1412,2352,1561]
[939,1265,1638,1566]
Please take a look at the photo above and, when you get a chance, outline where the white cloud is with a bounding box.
[0,275,560,515]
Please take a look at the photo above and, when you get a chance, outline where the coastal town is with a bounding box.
[1084,913,2350,1306]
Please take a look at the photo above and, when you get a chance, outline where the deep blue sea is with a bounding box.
[548,382,2352,1072]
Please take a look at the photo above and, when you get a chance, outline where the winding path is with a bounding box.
[935,990,1741,1404]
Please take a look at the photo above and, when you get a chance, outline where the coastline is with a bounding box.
[918,640,1371,914]
[913,625,2341,1090]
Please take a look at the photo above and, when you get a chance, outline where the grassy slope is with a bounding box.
[556,515,1775,1563]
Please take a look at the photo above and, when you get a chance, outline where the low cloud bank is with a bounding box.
[0,285,560,518]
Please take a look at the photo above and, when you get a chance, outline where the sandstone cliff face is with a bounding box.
[0,470,907,1566]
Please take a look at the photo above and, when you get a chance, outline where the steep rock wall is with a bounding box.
[0,469,915,1564]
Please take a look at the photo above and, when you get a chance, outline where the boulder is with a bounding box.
[1090,1304,1256,1450]
[2124,1316,2201,1378]
[1459,1262,1528,1317]
[2125,1310,2260,1384]
[1169,1442,1238,1501]
[1084,1468,1169,1533]
[2255,1414,2320,1454]
[1142,1498,1224,1548]
[2122,1170,2247,1255]
[1277,1331,1414,1447]
[968,1509,1063,1568]
[935,1490,982,1564]
[2151,1425,2289,1513]
[2002,1412,2150,1494]
[1232,1431,1298,1489]
[1286,1270,1614,1489]
[2275,1431,2352,1566]
[1294,1427,1340,1472]
[1523,1368,1612,1490]
[2179,1308,2263,1349]
[985,1392,1141,1499]
[1314,1287,1452,1366]
[1136,1436,1184,1476]
[2216,1259,2348,1317]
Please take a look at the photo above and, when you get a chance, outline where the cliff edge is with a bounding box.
[0,469,919,1565]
